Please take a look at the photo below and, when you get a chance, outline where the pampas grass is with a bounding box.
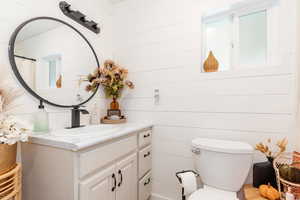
[255,138,288,159]
[0,73,23,114]
[0,72,28,145]
[0,86,23,114]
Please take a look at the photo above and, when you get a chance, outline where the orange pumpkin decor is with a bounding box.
[259,184,280,200]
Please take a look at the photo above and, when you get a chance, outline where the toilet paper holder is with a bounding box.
[176,170,200,200]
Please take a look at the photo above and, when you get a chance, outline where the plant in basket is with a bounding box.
[0,81,29,174]
[80,60,134,122]
[253,138,288,189]
[274,152,300,199]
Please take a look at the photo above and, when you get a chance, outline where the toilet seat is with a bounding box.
[188,185,239,200]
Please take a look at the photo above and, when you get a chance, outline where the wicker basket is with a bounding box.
[0,144,17,175]
[273,152,300,200]
[0,163,21,200]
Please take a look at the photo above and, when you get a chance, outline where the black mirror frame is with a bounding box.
[8,16,100,108]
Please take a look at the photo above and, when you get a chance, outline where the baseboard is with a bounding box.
[151,193,174,200]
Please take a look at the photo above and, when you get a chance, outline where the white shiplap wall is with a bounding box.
[111,0,299,199]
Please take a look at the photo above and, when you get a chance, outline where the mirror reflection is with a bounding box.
[13,19,98,106]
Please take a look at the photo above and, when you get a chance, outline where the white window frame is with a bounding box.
[201,0,280,72]
[42,54,62,89]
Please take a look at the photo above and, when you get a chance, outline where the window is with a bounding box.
[202,0,279,72]
[204,17,233,71]
[43,55,62,88]
[48,59,57,88]
[239,10,267,65]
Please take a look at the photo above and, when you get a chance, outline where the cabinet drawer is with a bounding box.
[139,129,152,148]
[139,145,152,178]
[79,135,137,178]
[139,171,152,200]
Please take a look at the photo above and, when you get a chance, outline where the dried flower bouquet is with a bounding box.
[255,138,288,162]
[0,79,29,145]
[81,60,134,99]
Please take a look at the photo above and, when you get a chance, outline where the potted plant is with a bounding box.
[81,60,134,121]
[0,83,29,174]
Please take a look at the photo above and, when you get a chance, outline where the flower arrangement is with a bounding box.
[255,138,288,162]
[82,60,134,99]
[0,81,29,145]
[0,115,28,145]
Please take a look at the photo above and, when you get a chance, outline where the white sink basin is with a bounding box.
[31,124,126,145]
[51,124,122,136]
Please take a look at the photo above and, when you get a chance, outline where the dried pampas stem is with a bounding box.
[0,73,23,114]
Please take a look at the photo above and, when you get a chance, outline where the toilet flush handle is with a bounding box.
[191,147,201,155]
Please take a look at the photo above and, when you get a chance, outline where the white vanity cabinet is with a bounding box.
[21,123,153,200]
[80,153,137,200]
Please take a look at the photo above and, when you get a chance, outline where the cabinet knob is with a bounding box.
[144,178,151,186]
[143,133,151,138]
[144,151,151,158]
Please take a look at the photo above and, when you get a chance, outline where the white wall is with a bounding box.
[0,0,113,129]
[111,0,299,199]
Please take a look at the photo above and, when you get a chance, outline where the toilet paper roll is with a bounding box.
[179,172,197,196]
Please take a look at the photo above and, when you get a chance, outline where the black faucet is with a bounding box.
[71,106,89,128]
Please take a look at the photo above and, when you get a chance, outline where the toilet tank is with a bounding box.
[192,138,253,192]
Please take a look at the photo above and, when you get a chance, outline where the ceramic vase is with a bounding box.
[110,98,120,110]
[253,157,277,189]
[203,51,219,72]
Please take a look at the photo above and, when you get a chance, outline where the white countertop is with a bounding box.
[28,122,153,151]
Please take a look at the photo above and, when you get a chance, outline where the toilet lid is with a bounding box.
[188,186,238,200]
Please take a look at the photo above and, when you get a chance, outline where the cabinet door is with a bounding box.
[80,165,116,200]
[116,153,137,200]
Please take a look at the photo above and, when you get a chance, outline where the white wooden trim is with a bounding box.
[202,0,279,22]
[267,4,280,66]
[201,22,207,73]
[232,0,278,16]
[202,7,232,23]
[232,14,239,71]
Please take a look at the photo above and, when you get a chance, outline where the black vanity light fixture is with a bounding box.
[59,1,100,34]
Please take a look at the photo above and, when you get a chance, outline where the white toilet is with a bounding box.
[189,138,253,200]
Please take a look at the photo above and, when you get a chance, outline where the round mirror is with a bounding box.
[9,17,100,108]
